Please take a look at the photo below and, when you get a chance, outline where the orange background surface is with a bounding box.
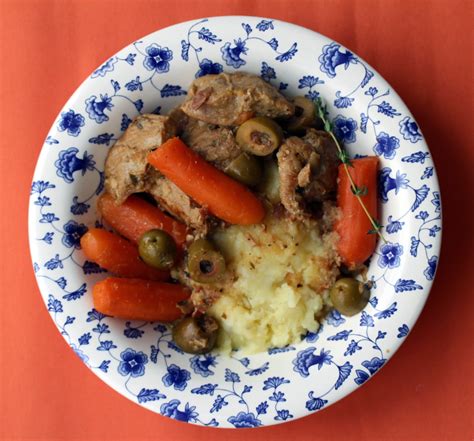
[0,0,473,440]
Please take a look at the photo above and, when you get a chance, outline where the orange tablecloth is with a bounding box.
[1,1,472,440]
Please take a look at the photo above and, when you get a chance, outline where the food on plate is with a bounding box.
[83,72,379,354]
[80,228,169,281]
[92,277,190,321]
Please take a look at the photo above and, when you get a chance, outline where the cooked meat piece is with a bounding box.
[277,129,339,219]
[105,114,177,203]
[147,171,209,232]
[181,119,241,170]
[181,72,295,126]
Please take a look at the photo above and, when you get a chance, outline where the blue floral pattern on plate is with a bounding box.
[28,16,441,428]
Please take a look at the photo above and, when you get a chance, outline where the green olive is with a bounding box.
[236,116,283,156]
[329,278,370,316]
[172,315,219,354]
[257,158,280,204]
[225,152,263,186]
[187,238,226,283]
[286,97,323,133]
[138,229,177,270]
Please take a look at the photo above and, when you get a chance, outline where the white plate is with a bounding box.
[29,16,441,428]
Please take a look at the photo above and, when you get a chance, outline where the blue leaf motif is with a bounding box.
[374,302,397,319]
[275,409,293,421]
[275,43,298,62]
[40,213,59,224]
[386,215,404,233]
[31,180,55,194]
[361,68,374,87]
[83,260,106,274]
[87,308,107,322]
[210,395,228,413]
[191,383,217,395]
[328,330,352,341]
[362,357,385,374]
[44,254,63,270]
[121,114,132,131]
[242,23,252,35]
[134,99,144,112]
[98,360,110,372]
[410,236,420,257]
[78,332,91,345]
[111,79,120,92]
[354,369,369,385]
[335,361,352,389]
[256,19,274,32]
[246,362,269,376]
[197,27,221,44]
[35,196,51,207]
[224,368,240,383]
[411,184,429,212]
[376,101,401,118]
[88,133,115,145]
[298,75,323,89]
[47,294,63,312]
[70,197,90,215]
[180,40,190,61]
[93,323,110,334]
[344,340,361,356]
[150,345,158,363]
[62,283,87,301]
[97,340,117,351]
[56,277,67,289]
[40,232,54,244]
[124,322,144,339]
[137,388,166,403]
[402,151,429,164]
[256,401,268,414]
[395,279,422,292]
[360,311,374,327]
[124,53,136,65]
[421,166,434,180]
[369,296,378,307]
[125,76,143,92]
[360,112,368,133]
[267,38,278,51]
[305,392,327,411]
[160,84,187,98]
[397,324,410,338]
[334,91,354,108]
[45,136,59,145]
[326,309,346,327]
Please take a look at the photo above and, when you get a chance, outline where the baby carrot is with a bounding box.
[92,277,190,322]
[80,228,169,281]
[97,193,187,247]
[335,156,379,268]
[147,137,265,225]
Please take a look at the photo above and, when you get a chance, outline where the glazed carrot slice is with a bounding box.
[147,137,265,225]
[92,277,190,322]
[97,193,187,247]
[80,228,169,281]
[335,156,379,268]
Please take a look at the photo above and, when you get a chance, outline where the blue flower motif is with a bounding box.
[399,116,422,143]
[62,220,88,248]
[319,42,356,78]
[91,57,118,78]
[362,357,385,374]
[162,364,191,391]
[373,132,400,159]
[275,409,293,421]
[378,167,409,203]
[161,399,198,423]
[58,109,85,137]
[326,309,346,327]
[54,147,95,183]
[221,39,248,68]
[293,347,333,377]
[333,115,357,144]
[85,94,113,124]
[424,255,438,280]
[143,44,173,73]
[378,242,403,269]
[190,354,217,377]
[118,348,148,377]
[228,411,262,428]
[195,58,223,78]
[70,344,89,364]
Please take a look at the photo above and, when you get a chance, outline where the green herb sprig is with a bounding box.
[316,98,387,243]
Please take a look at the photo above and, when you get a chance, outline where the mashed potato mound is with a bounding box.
[209,215,339,354]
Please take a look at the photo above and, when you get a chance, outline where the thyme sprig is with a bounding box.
[315,98,387,243]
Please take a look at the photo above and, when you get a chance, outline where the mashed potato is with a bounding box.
[208,214,339,354]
